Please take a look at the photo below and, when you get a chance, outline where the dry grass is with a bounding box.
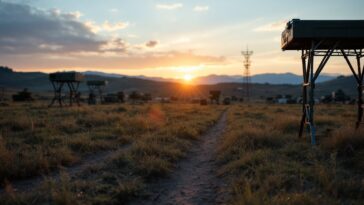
[218,104,364,205]
[3,102,362,204]
[0,102,225,204]
[0,104,194,181]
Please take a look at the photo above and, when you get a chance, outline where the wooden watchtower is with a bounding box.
[49,72,84,107]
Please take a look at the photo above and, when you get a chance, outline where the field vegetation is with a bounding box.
[218,104,364,205]
[0,102,225,204]
[1,102,363,205]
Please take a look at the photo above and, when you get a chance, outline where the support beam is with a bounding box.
[299,47,317,145]
[341,49,364,128]
[49,81,81,107]
[308,47,316,145]
[355,50,364,128]
[49,81,65,107]
[299,42,340,145]
[341,49,360,83]
[313,45,337,82]
[299,50,309,138]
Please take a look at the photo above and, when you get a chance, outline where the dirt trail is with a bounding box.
[130,111,229,205]
[0,144,131,193]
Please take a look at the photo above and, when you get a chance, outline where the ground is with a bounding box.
[0,102,363,205]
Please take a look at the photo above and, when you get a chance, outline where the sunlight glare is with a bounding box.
[183,74,193,82]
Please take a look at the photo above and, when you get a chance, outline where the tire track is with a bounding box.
[130,110,229,205]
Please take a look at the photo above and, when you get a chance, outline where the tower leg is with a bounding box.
[67,82,73,106]
[58,83,63,107]
[299,48,317,145]
[357,84,363,128]
[75,82,81,106]
[356,53,364,128]
[342,49,364,129]
[308,74,316,144]
[49,81,57,107]
[299,50,308,138]
[49,82,64,107]
[308,50,316,145]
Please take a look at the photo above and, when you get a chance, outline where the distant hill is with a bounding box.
[81,71,336,85]
[82,71,178,83]
[193,73,337,85]
[0,67,357,99]
[82,71,126,78]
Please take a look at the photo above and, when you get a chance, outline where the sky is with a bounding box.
[0,0,363,79]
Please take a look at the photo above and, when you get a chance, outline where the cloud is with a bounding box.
[85,21,129,33]
[101,21,129,31]
[0,1,226,72]
[100,37,128,52]
[193,5,209,12]
[0,1,105,54]
[1,51,225,70]
[146,40,158,48]
[254,20,288,32]
[0,1,132,56]
[156,3,183,10]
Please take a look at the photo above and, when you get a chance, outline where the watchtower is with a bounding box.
[87,80,108,105]
[282,19,364,145]
[49,72,84,107]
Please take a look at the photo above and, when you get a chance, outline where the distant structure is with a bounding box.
[102,91,125,104]
[49,72,84,107]
[12,88,33,102]
[282,19,364,145]
[0,87,5,101]
[223,97,231,105]
[200,99,208,105]
[242,47,253,101]
[209,90,221,104]
[127,91,152,104]
[87,80,108,105]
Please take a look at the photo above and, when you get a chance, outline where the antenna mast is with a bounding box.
[241,47,253,102]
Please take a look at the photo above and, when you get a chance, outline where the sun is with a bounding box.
[183,74,193,82]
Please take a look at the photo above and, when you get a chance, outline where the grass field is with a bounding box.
[0,102,225,204]
[1,102,363,204]
[218,104,364,205]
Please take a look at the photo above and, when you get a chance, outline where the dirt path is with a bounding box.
[0,144,131,193]
[130,111,229,205]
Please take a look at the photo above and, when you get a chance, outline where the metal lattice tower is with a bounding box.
[242,47,253,101]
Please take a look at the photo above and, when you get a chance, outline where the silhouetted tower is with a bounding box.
[242,47,253,101]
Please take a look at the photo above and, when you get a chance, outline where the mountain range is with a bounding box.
[83,71,337,85]
[192,73,337,85]
[0,67,357,99]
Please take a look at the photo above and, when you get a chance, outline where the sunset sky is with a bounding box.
[0,0,363,79]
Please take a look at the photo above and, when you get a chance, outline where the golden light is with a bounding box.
[183,74,193,82]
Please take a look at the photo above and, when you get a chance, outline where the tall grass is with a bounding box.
[218,104,364,205]
[1,102,225,204]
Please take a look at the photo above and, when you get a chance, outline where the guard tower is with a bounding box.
[49,72,84,107]
[87,80,108,105]
[282,19,364,145]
